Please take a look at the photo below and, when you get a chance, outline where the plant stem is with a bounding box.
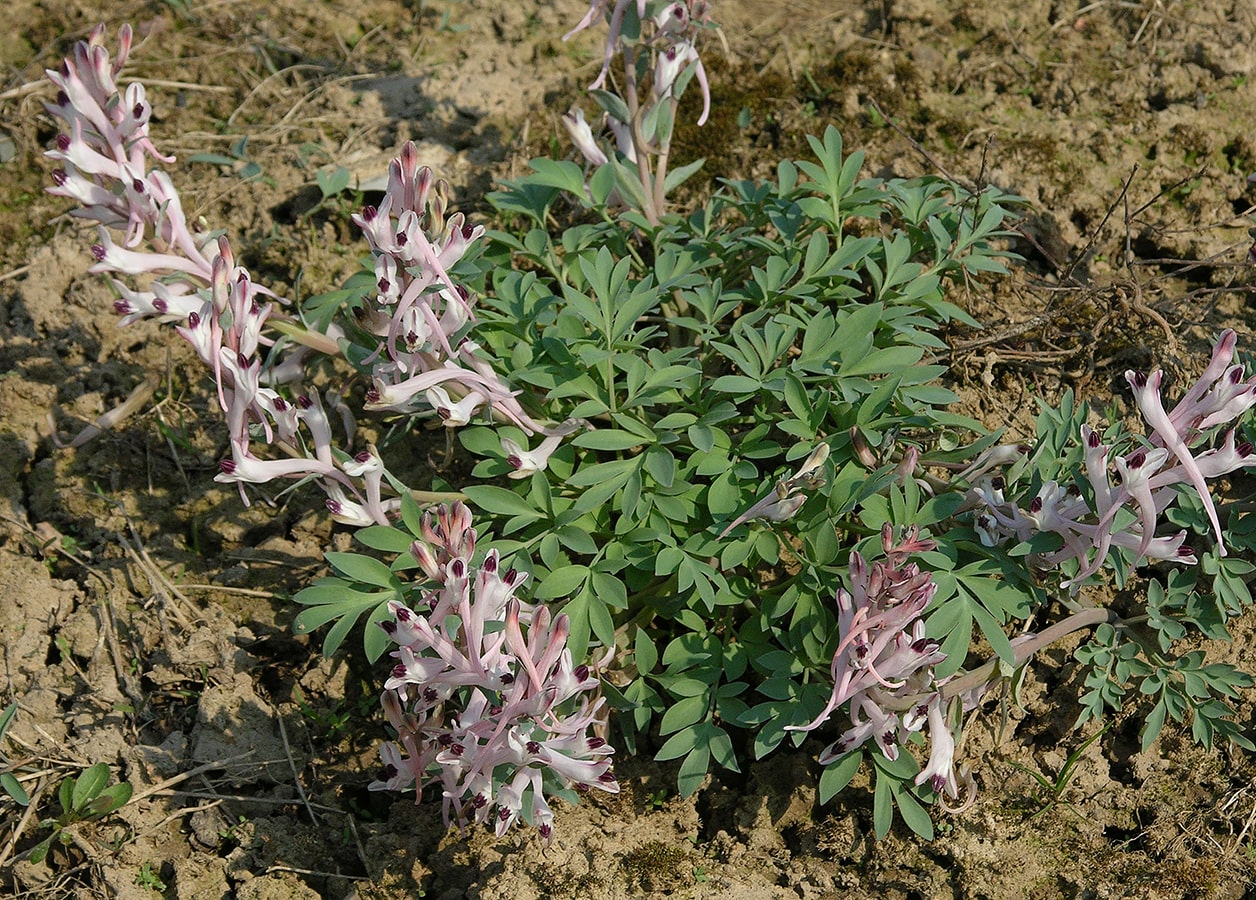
[941,606,1114,700]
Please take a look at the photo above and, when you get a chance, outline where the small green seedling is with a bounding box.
[29,763,133,865]
[1008,720,1114,820]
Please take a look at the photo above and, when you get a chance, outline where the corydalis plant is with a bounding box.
[973,329,1256,588]
[370,503,618,843]
[45,25,578,525]
[562,0,716,222]
[791,525,975,807]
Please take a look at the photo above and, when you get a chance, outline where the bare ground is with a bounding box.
[2,0,1256,898]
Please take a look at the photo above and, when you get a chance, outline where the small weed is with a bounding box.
[135,861,167,892]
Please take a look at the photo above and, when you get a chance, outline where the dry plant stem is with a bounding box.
[49,373,160,449]
[276,714,318,826]
[942,606,1114,700]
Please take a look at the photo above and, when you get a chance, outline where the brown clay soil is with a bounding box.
[3,1,1256,898]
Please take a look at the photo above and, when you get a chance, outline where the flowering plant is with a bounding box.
[42,6,1256,844]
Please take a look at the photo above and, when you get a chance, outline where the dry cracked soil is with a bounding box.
[3,1,1256,898]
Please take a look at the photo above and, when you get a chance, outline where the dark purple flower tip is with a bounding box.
[396,606,411,622]
[55,133,70,151]
[273,397,288,412]
[881,731,896,747]
[1029,497,1043,513]
[538,824,552,840]
[249,298,260,315]
[132,177,144,193]
[483,554,497,573]
[450,558,465,579]
[362,204,377,222]
[187,310,201,328]
[506,455,523,470]
[58,61,69,78]
[1234,440,1255,458]
[456,285,470,300]
[395,231,407,246]
[910,638,937,654]
[597,771,617,784]
[1132,371,1148,389]
[526,741,541,755]
[133,102,144,119]
[90,243,106,261]
[575,782,590,793]
[498,807,511,822]
[51,168,68,186]
[1127,449,1147,469]
[915,704,930,719]
[587,736,606,749]
[218,459,237,475]
[574,664,590,682]
[378,277,390,293]
[405,330,419,346]
[831,737,849,754]
[437,733,453,747]
[380,620,397,634]
[354,450,372,464]
[665,45,679,61]
[56,89,69,106]
[326,499,343,514]
[672,5,684,16]
[500,672,515,685]
[1177,545,1195,558]
[297,394,312,409]
[1087,430,1102,449]
[473,793,487,808]
[991,475,1005,491]
[449,743,465,757]
[489,704,503,716]
[113,300,132,315]
[461,223,474,240]
[365,387,381,405]
[976,514,991,529]
[391,664,406,678]
[1231,368,1244,384]
[384,763,399,779]
[423,687,438,702]
[152,297,167,313]
[504,567,519,584]
[930,774,946,793]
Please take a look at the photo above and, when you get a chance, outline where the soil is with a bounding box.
[2,0,1256,898]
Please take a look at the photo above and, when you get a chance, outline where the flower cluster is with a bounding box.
[790,525,972,805]
[370,503,618,843]
[44,26,582,522]
[44,26,405,521]
[562,0,716,222]
[45,24,212,307]
[973,329,1256,589]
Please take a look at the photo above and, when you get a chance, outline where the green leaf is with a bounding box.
[72,763,110,812]
[535,565,590,600]
[325,552,398,588]
[819,751,863,804]
[659,695,709,735]
[354,526,415,553]
[572,429,651,451]
[676,745,711,798]
[87,782,133,817]
[462,485,545,520]
[1,772,29,807]
[892,784,934,839]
